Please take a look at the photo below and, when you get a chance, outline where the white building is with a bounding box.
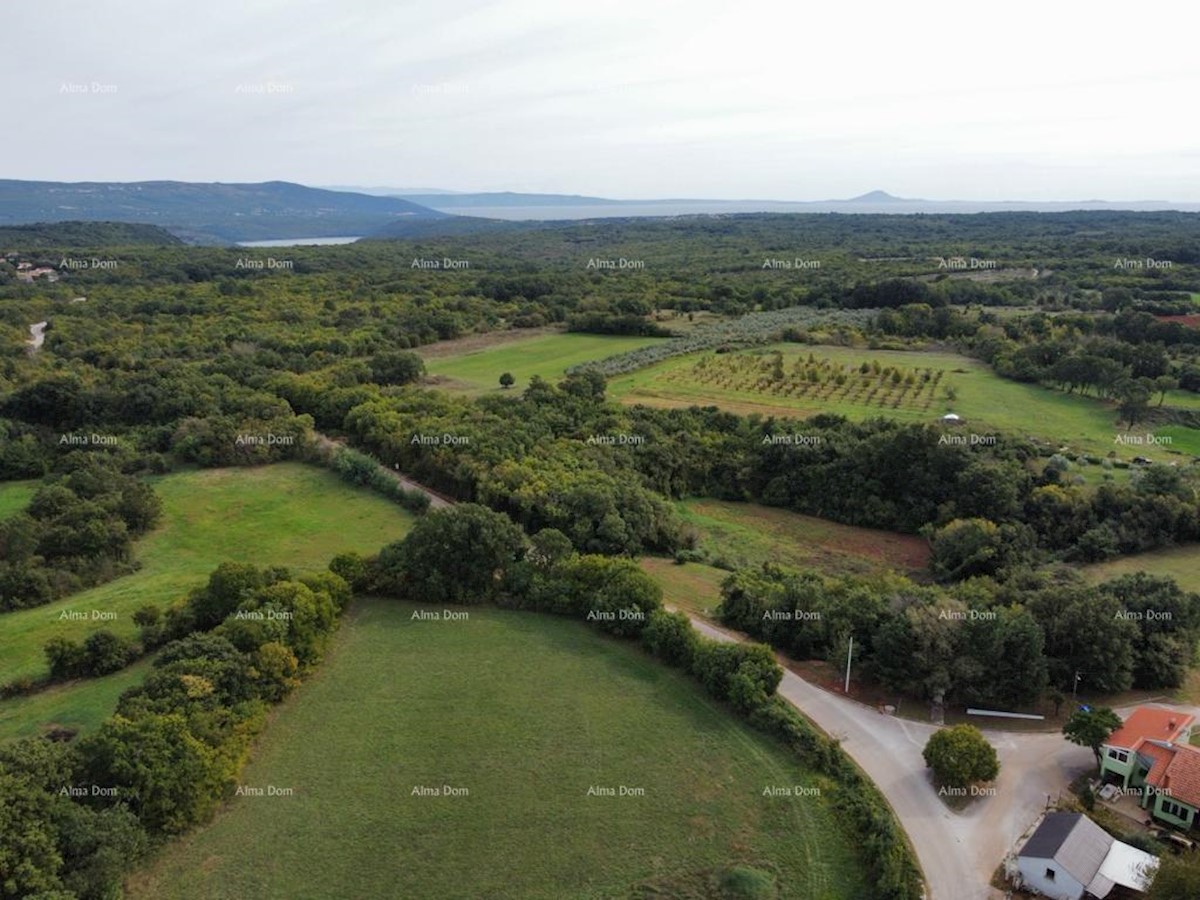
[1015,812,1156,899]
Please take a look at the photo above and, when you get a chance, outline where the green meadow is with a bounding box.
[0,463,416,688]
[128,599,867,900]
[1082,545,1200,594]
[639,558,729,618]
[608,343,1192,461]
[674,498,930,578]
[422,331,663,394]
[0,479,38,520]
[0,660,151,742]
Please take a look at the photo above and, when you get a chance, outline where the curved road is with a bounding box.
[687,615,1095,900]
[337,452,1102,899]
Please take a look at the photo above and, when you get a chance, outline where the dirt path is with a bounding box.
[27,321,47,353]
[311,433,453,509]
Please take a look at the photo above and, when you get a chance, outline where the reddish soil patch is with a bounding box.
[1157,314,1200,328]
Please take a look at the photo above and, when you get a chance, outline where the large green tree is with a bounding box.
[377,503,527,604]
[1063,707,1123,770]
[922,725,999,788]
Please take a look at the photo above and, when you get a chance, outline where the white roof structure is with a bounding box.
[1092,841,1157,895]
[941,413,961,421]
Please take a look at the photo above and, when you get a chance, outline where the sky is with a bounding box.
[5,0,1199,201]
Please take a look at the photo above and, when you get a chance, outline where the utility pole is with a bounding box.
[844,636,854,694]
[1072,670,1082,705]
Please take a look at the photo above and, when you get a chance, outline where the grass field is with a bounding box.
[127,600,867,900]
[0,463,416,690]
[0,479,38,520]
[608,343,1197,460]
[675,499,930,578]
[0,660,151,742]
[422,331,664,394]
[639,558,729,617]
[1081,544,1200,593]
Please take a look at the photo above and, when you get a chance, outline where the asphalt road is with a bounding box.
[686,615,1097,900]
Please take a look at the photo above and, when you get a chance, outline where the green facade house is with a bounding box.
[1098,706,1193,793]
[1139,741,1200,829]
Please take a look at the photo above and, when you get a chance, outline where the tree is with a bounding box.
[369,350,425,386]
[1116,377,1153,426]
[499,372,515,389]
[76,713,222,835]
[0,772,63,899]
[376,504,527,604]
[927,518,1007,581]
[1063,707,1123,770]
[1154,375,1179,407]
[1143,851,1197,899]
[922,725,999,788]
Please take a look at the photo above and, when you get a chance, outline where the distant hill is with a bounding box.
[0,180,449,244]
[847,190,910,203]
[0,221,183,248]
[397,191,621,208]
[383,189,1200,221]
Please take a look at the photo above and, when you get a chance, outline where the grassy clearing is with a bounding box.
[127,599,867,900]
[639,558,729,618]
[1080,545,1200,594]
[0,463,415,688]
[675,499,930,578]
[0,479,38,520]
[422,331,664,394]
[608,343,1184,461]
[0,660,152,743]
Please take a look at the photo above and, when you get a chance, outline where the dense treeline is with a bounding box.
[282,366,1200,566]
[365,504,922,899]
[0,457,161,611]
[0,561,349,899]
[720,566,1200,706]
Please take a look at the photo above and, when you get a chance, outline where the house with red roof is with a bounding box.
[1098,706,1198,829]
[1141,740,1200,829]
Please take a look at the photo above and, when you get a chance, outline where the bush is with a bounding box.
[641,609,699,669]
[45,632,138,679]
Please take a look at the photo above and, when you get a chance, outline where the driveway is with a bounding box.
[686,615,1097,900]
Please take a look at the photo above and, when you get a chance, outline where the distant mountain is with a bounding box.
[0,180,449,243]
[0,221,183,248]
[847,190,911,203]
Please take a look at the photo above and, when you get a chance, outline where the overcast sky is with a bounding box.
[6,0,1199,200]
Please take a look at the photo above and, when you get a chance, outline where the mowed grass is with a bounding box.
[675,499,930,578]
[422,331,664,394]
[0,479,38,520]
[639,558,729,617]
[0,464,416,688]
[608,343,1186,461]
[127,600,867,900]
[1081,544,1200,593]
[0,660,151,742]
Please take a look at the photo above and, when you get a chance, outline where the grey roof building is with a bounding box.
[1015,812,1156,899]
